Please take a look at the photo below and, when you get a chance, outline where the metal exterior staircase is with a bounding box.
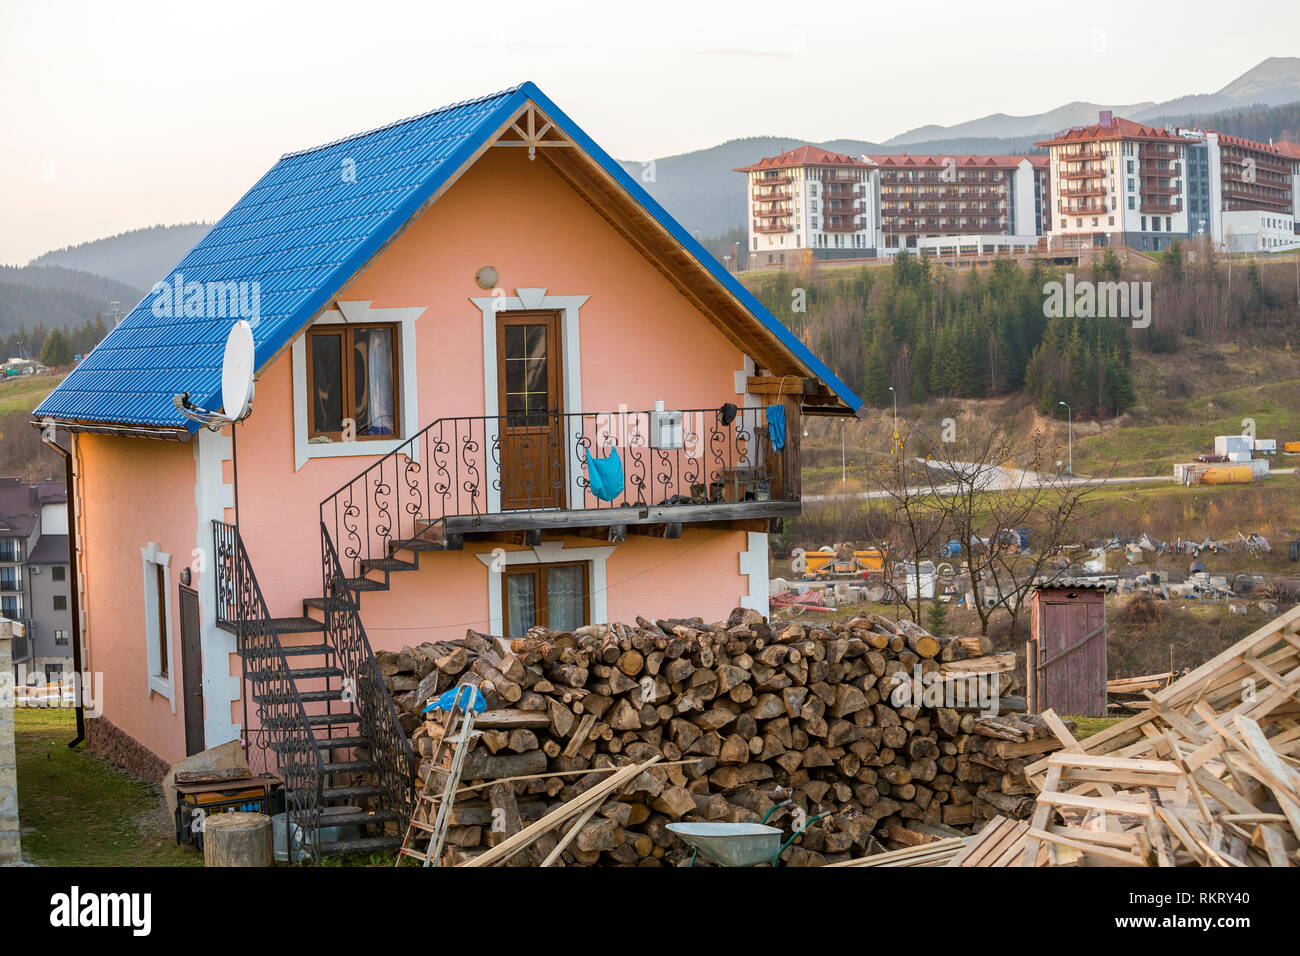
[214,520,414,863]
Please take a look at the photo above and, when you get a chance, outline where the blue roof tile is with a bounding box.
[36,82,861,430]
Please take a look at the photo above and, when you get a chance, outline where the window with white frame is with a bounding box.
[140,542,174,703]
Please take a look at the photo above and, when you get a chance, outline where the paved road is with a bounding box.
[805,462,1296,504]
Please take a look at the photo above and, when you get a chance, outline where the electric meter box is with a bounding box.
[650,401,683,450]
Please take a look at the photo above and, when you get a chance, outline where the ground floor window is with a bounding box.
[503,561,589,639]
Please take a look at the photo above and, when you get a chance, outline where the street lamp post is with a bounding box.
[1058,400,1072,475]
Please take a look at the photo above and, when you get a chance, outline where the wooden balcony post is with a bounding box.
[780,395,801,502]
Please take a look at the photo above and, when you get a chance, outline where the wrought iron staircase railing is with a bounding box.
[213,519,324,862]
[318,522,417,824]
[319,406,782,580]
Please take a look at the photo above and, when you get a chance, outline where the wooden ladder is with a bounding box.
[396,703,478,867]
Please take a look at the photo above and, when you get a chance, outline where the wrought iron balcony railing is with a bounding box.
[320,406,786,580]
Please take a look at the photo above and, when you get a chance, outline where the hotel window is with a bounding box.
[52,565,65,582]
[53,595,67,611]
[1165,217,1172,231]
[1141,216,1147,231]
[1128,196,1135,210]
[307,324,400,440]
[503,562,589,641]
[54,629,68,646]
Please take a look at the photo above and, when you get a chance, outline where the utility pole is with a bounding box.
[888,386,898,453]
[1058,400,1072,475]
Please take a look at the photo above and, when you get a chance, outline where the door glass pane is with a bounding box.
[546,565,586,632]
[309,333,344,434]
[505,572,536,640]
[504,323,549,426]
[353,327,396,436]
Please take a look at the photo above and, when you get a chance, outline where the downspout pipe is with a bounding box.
[38,427,85,749]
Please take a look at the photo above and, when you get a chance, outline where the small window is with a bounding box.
[307,324,399,440]
[53,595,67,611]
[153,564,168,678]
[52,565,66,582]
[503,562,590,640]
[54,629,68,646]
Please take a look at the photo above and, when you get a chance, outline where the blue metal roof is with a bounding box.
[36,82,861,430]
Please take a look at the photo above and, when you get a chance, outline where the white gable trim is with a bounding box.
[291,301,425,471]
[140,542,176,710]
[470,290,589,512]
[474,540,615,637]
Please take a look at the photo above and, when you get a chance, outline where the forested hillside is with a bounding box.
[741,245,1300,420]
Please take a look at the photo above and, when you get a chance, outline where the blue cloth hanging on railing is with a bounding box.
[424,684,487,714]
[585,445,624,502]
[766,404,787,453]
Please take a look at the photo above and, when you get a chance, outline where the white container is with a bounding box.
[1214,435,1253,457]
[650,399,683,450]
[1254,439,1276,454]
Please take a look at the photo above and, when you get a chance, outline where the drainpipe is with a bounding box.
[39,428,85,749]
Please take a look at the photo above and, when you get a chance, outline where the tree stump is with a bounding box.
[203,812,273,867]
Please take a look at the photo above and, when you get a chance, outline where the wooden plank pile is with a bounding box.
[1018,605,1300,867]
[375,607,1065,865]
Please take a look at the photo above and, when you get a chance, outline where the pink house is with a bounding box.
[35,82,860,858]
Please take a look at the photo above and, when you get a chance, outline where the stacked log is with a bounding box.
[374,608,1065,866]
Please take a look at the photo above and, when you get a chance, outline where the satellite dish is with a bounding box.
[221,320,255,422]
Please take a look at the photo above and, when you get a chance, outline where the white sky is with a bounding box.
[0,0,1293,265]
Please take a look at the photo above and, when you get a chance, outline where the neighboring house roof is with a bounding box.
[27,535,69,565]
[1213,132,1287,155]
[36,83,861,432]
[1273,140,1300,160]
[862,153,1032,170]
[1036,116,1183,148]
[734,145,869,172]
[0,479,64,539]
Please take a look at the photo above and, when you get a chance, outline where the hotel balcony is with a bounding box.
[1059,185,1107,198]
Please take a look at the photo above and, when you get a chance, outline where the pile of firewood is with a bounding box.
[374,608,1066,865]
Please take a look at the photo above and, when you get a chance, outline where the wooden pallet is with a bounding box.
[1019,605,1300,867]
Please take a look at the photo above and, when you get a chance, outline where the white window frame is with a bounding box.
[291,300,425,471]
[475,540,614,638]
[140,541,175,709]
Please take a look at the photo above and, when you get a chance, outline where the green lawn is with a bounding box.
[14,708,201,866]
[0,372,66,416]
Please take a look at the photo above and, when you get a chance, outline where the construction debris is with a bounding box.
[379,609,1064,865]
[1017,605,1300,866]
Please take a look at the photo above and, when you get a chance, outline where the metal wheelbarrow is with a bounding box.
[666,800,830,867]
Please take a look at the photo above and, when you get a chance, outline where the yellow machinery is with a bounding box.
[1199,464,1254,485]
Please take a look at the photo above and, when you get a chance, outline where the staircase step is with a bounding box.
[322,759,378,775]
[272,734,370,753]
[304,596,348,612]
[318,834,403,857]
[271,616,326,634]
[321,784,387,802]
[249,665,344,683]
[244,642,331,659]
[345,577,387,592]
[254,687,345,704]
[391,536,446,554]
[315,807,400,829]
[361,556,418,573]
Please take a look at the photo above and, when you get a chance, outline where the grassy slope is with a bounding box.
[0,372,65,416]
[14,709,200,866]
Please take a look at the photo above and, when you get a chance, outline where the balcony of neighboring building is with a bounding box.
[754,220,795,234]
[1059,201,1108,216]
[752,202,794,217]
[753,186,793,202]
[1140,200,1183,214]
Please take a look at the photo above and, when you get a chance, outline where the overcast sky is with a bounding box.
[1,0,1294,266]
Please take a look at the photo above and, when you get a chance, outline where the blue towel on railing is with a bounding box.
[586,445,624,502]
[767,404,787,453]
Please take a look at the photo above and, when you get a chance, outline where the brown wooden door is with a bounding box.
[179,585,205,756]
[498,312,565,510]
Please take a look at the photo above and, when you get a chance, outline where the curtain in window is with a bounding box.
[506,573,536,641]
[356,328,395,436]
[546,565,586,632]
